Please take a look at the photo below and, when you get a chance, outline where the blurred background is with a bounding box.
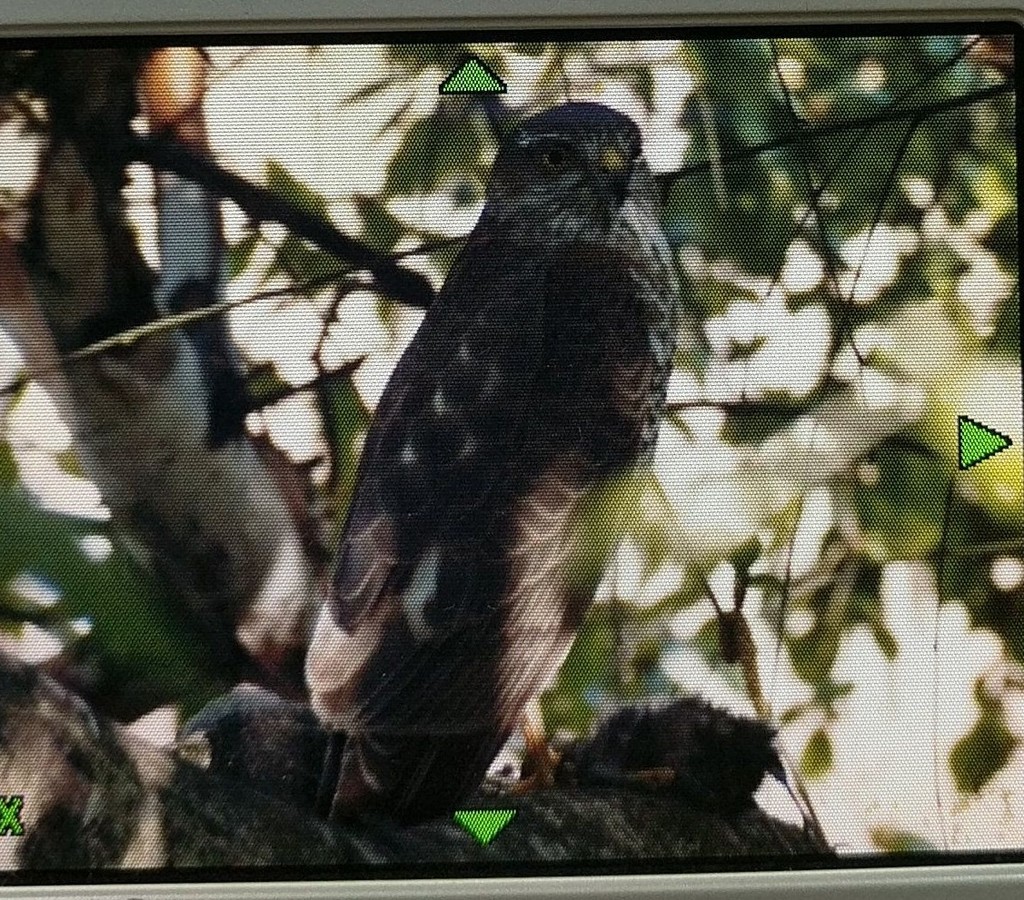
[0,31,1020,855]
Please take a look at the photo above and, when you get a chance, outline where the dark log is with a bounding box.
[0,655,829,873]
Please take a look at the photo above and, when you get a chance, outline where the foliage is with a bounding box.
[0,31,1019,848]
[0,436,233,717]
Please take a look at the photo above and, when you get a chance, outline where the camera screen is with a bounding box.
[0,22,1020,885]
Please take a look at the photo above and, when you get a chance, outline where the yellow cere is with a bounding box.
[599,146,630,174]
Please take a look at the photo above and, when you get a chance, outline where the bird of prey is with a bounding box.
[305,100,692,822]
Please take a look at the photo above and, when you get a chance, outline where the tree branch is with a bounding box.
[121,132,436,309]
[657,80,1013,187]
[0,654,829,872]
[127,80,1013,297]
[11,47,319,712]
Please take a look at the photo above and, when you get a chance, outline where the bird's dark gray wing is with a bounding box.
[305,235,548,734]
[306,230,678,820]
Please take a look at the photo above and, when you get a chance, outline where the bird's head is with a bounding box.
[479,102,657,241]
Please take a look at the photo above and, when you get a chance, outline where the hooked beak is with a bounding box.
[597,145,635,205]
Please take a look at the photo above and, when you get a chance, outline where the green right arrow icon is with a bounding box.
[958,415,1012,470]
[453,809,516,846]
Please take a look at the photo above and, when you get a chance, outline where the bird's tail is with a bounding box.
[328,730,505,823]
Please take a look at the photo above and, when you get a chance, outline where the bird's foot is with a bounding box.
[511,748,563,794]
[511,718,563,794]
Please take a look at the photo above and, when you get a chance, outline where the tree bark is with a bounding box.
[7,48,320,712]
[0,654,828,873]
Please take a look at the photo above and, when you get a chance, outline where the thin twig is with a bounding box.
[656,80,1012,188]
[932,481,956,852]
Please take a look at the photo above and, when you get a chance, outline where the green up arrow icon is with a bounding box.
[439,57,507,95]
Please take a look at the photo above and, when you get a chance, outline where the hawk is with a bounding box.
[305,101,690,821]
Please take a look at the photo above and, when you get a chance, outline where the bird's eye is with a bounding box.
[539,144,570,171]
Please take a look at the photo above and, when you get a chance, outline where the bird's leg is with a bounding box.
[511,698,562,794]
[621,766,677,789]
[573,759,677,791]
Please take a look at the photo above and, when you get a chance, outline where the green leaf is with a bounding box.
[0,485,234,717]
[227,232,259,279]
[723,336,767,363]
[810,678,855,710]
[728,536,762,574]
[540,602,653,736]
[383,113,486,197]
[719,400,810,446]
[972,164,1015,222]
[664,159,795,278]
[511,43,546,56]
[0,614,25,636]
[855,445,947,558]
[317,368,370,536]
[267,235,346,288]
[0,441,16,485]
[987,283,1020,357]
[540,617,610,736]
[354,194,404,252]
[265,160,331,222]
[55,448,85,479]
[870,827,940,853]
[789,616,843,684]
[800,727,834,779]
[936,542,1024,665]
[247,366,292,408]
[949,713,1018,794]
[869,620,899,660]
[691,616,723,664]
